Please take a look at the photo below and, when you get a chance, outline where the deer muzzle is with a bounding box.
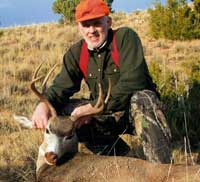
[44,152,58,165]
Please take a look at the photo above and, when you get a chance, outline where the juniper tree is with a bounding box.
[148,0,200,40]
[52,0,114,23]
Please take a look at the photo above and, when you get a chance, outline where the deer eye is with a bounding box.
[63,135,73,141]
[45,128,50,134]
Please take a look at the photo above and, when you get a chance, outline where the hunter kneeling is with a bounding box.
[32,0,172,169]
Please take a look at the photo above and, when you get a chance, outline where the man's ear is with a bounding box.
[107,16,112,27]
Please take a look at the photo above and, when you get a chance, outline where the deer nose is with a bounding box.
[44,152,58,165]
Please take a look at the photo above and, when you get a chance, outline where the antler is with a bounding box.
[93,78,111,113]
[70,78,111,122]
[30,62,59,118]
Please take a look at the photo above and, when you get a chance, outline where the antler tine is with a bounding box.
[70,79,112,122]
[93,83,104,111]
[70,83,104,123]
[30,62,58,118]
[41,63,59,94]
[32,61,44,80]
[92,78,112,113]
[104,78,111,104]
[30,62,46,100]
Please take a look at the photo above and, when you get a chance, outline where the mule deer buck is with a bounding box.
[13,62,112,174]
[14,63,200,182]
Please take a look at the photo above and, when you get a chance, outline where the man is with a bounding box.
[32,0,171,163]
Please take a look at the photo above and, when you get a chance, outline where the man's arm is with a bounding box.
[45,48,83,112]
[32,46,83,129]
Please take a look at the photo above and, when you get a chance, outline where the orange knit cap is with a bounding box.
[75,0,110,22]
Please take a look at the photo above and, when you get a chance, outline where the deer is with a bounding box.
[13,62,112,175]
[14,63,200,182]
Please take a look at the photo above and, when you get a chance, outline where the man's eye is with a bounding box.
[94,22,102,26]
[81,23,90,27]
[81,21,102,27]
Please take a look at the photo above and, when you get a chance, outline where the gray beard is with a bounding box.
[87,40,107,51]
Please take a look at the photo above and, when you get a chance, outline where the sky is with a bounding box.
[0,0,167,28]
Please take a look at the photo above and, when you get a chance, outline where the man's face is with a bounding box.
[78,16,112,49]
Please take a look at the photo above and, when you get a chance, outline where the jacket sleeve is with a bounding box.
[106,28,148,111]
[44,47,83,111]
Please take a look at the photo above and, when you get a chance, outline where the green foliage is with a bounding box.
[149,61,200,147]
[52,0,79,23]
[194,0,200,13]
[106,0,114,13]
[52,0,114,24]
[148,0,200,40]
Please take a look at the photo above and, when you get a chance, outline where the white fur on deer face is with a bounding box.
[13,114,78,166]
[43,123,78,165]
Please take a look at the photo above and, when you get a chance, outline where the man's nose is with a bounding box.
[88,25,96,33]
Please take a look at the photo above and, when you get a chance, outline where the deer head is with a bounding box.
[14,62,111,167]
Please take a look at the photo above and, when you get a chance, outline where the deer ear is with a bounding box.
[13,114,33,128]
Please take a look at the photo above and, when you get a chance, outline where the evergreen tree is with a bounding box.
[148,2,165,38]
[52,0,114,24]
[52,0,79,23]
[106,0,114,12]
[148,0,200,40]
[193,0,200,38]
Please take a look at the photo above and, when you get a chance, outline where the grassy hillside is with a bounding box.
[0,11,200,181]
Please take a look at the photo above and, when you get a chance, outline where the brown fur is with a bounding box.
[37,153,200,182]
[49,116,74,137]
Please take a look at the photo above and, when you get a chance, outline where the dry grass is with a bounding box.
[0,11,200,181]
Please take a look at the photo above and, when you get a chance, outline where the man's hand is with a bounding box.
[74,116,93,128]
[71,103,94,128]
[32,102,51,129]
[71,103,96,117]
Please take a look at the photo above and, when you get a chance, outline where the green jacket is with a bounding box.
[45,27,157,112]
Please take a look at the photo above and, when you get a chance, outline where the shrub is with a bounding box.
[148,0,200,40]
[149,60,200,147]
[0,30,4,37]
